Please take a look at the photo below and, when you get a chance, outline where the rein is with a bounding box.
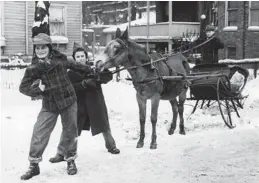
[110,35,216,75]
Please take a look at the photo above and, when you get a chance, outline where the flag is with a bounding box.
[32,1,50,38]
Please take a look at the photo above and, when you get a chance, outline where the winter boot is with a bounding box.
[49,153,65,163]
[67,160,77,175]
[20,163,40,180]
[108,147,120,154]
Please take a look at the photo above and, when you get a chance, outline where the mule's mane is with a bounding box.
[127,39,153,65]
[127,39,166,67]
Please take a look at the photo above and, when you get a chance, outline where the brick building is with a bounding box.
[217,1,259,60]
[83,1,156,26]
[82,1,156,46]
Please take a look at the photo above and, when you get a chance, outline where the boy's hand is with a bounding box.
[82,79,97,88]
[99,69,113,84]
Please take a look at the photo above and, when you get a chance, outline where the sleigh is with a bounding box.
[187,63,249,128]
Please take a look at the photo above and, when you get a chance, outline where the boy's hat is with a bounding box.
[73,42,84,51]
[72,42,88,59]
[205,25,216,31]
[32,33,52,45]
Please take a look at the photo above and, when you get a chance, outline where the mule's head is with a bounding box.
[95,28,130,71]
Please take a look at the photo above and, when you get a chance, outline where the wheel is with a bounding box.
[217,77,235,129]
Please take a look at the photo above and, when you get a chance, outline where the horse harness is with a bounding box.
[102,36,215,84]
[108,38,186,85]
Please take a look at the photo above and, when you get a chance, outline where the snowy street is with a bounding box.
[1,69,259,183]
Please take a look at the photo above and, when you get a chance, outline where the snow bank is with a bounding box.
[1,68,259,183]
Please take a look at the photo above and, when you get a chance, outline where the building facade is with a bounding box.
[99,1,209,52]
[0,1,82,59]
[129,1,209,52]
[83,1,156,26]
[217,1,259,60]
[82,1,156,47]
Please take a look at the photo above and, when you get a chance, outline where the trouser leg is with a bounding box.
[102,129,116,150]
[29,107,58,163]
[58,102,78,161]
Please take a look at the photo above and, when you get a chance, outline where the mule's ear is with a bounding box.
[115,28,121,38]
[120,27,128,41]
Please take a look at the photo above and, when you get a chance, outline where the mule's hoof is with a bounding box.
[179,130,186,135]
[136,141,144,148]
[150,143,157,149]
[168,130,174,135]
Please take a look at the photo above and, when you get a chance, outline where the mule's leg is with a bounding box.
[178,90,187,135]
[150,94,160,149]
[136,93,147,148]
[168,98,178,135]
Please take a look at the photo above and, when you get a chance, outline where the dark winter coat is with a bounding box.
[19,50,92,112]
[200,36,224,64]
[68,66,113,136]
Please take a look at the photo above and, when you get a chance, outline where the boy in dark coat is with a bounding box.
[19,34,92,180]
[200,25,224,64]
[49,43,120,164]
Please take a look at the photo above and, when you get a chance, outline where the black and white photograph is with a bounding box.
[1,1,259,182]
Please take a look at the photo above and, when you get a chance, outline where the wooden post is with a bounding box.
[92,32,95,60]
[168,1,172,54]
[25,1,28,55]
[254,63,258,78]
[146,1,150,53]
[128,1,131,36]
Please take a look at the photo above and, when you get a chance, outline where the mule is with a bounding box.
[95,28,190,149]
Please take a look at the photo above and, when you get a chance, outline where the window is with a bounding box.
[0,1,3,35]
[249,1,259,26]
[0,1,5,48]
[227,47,236,59]
[49,5,66,36]
[227,1,238,26]
[49,4,68,48]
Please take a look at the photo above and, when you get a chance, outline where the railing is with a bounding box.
[1,68,25,90]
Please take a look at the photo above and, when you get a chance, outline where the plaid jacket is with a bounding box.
[19,50,92,111]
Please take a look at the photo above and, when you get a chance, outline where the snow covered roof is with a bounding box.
[82,29,94,33]
[130,36,170,41]
[219,58,259,64]
[103,12,156,33]
[50,36,69,44]
[88,24,115,28]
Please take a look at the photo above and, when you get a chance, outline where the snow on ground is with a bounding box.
[1,69,259,183]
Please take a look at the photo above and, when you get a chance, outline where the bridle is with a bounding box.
[109,35,216,74]
[106,38,168,75]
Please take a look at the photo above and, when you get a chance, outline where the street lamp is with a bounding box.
[200,14,207,40]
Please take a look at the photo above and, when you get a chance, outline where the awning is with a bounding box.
[50,36,69,44]
[0,36,6,47]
